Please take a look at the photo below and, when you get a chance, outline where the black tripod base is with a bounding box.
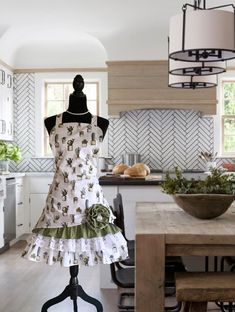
[41,265,103,312]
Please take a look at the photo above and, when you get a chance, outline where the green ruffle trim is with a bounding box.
[32,223,122,239]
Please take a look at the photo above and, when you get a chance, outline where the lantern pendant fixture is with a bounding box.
[169,59,226,75]
[169,0,235,62]
[168,73,218,89]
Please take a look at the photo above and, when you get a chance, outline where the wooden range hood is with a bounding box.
[106,61,217,117]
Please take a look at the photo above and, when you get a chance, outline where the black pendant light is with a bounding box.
[169,0,235,62]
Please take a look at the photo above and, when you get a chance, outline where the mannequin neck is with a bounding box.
[67,94,89,114]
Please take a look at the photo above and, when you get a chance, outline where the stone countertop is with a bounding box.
[2,171,209,185]
[25,172,55,177]
[0,172,55,179]
[99,177,163,186]
[99,172,208,186]
[0,172,26,179]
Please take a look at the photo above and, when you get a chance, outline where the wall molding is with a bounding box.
[0,58,14,71]
[106,60,167,65]
[14,67,107,73]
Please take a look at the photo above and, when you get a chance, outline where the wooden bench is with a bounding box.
[175,272,235,312]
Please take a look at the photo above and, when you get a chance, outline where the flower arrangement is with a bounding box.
[0,141,22,161]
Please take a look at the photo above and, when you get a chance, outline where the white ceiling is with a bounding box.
[0,0,233,68]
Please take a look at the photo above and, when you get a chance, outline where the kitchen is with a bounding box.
[1,0,235,311]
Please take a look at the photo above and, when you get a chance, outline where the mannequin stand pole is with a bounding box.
[41,265,103,312]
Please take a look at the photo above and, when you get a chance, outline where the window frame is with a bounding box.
[34,72,108,159]
[220,79,235,157]
[44,81,99,156]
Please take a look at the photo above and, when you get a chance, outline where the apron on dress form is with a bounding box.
[22,114,128,267]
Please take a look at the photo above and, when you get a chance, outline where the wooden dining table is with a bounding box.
[135,202,235,312]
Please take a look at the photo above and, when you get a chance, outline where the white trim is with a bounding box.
[34,71,108,157]
[215,71,235,158]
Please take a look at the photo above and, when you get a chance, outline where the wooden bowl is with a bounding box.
[173,194,235,219]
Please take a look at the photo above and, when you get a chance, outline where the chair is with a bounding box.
[110,260,184,312]
[110,262,135,311]
[113,193,135,250]
[113,195,135,267]
[175,272,235,312]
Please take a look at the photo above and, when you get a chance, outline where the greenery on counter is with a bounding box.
[0,141,22,161]
[161,167,235,195]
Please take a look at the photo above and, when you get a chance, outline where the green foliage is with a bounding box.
[161,167,235,195]
[0,141,22,161]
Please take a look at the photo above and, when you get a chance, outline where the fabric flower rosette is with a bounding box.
[85,204,110,230]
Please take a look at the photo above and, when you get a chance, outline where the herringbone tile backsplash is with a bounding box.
[10,73,54,172]
[109,109,214,170]
[11,73,216,172]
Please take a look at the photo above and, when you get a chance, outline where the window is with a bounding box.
[44,81,99,156]
[221,81,235,156]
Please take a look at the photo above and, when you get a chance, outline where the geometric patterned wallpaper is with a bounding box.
[10,73,232,172]
[109,109,214,170]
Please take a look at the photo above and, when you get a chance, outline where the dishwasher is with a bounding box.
[3,178,16,250]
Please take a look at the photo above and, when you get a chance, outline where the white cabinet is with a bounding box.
[27,176,53,231]
[0,65,14,141]
[29,193,48,230]
[118,185,173,240]
[102,186,118,208]
[15,178,25,238]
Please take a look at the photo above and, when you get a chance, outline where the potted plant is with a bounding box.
[0,141,22,173]
[161,167,235,219]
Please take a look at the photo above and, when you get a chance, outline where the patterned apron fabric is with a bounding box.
[23,114,128,266]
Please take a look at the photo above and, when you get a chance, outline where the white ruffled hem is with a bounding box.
[22,232,129,267]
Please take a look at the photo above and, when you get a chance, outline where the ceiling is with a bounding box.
[0,0,233,68]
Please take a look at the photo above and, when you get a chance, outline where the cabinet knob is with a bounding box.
[7,74,12,88]
[17,202,23,205]
[8,121,13,135]
[0,70,5,85]
[0,120,6,134]
[17,223,23,227]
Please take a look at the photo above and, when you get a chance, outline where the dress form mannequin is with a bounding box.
[41,74,104,312]
[44,74,109,138]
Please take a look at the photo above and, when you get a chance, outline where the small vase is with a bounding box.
[0,160,9,174]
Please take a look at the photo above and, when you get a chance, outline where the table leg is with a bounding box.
[135,234,165,312]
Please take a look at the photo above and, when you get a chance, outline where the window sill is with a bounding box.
[216,155,235,159]
[31,156,54,159]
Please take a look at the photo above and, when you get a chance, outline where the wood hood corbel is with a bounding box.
[106,61,217,117]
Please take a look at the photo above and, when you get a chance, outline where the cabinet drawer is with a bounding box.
[15,178,24,202]
[29,176,53,193]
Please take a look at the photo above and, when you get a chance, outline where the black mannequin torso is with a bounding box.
[44,75,109,137]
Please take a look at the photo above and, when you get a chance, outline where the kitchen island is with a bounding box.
[136,202,235,312]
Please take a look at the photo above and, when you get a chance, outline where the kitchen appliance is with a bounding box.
[2,178,16,252]
[0,176,6,250]
[122,153,141,166]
